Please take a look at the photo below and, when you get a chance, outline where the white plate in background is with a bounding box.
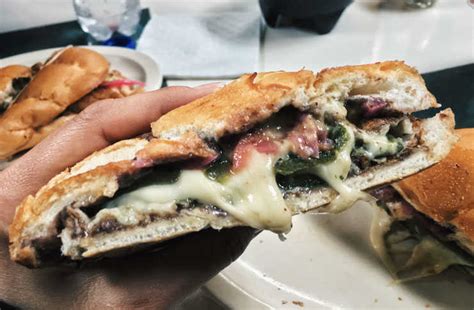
[0,46,162,91]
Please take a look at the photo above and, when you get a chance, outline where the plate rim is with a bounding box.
[0,45,162,91]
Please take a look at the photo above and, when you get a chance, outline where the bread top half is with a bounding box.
[151,61,437,142]
[2,47,109,131]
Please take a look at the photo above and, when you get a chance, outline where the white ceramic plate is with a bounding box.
[208,203,474,309]
[205,1,474,308]
[0,46,162,91]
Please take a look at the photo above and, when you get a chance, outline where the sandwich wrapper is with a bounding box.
[137,11,260,79]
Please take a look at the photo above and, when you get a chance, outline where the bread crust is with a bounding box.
[151,61,437,144]
[0,47,109,160]
[312,61,439,115]
[394,128,474,247]
[8,63,455,266]
[151,70,316,140]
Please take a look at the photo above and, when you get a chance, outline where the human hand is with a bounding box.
[0,85,255,309]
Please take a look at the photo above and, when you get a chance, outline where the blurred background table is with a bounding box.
[1,0,473,308]
[1,0,472,74]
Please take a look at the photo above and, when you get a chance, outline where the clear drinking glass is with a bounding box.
[73,0,141,42]
[404,0,436,9]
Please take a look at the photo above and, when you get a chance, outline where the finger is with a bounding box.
[81,227,256,308]
[32,84,219,168]
[0,84,219,221]
[77,83,220,144]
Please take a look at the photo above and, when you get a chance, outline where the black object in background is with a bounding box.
[0,9,150,59]
[419,63,474,128]
[0,300,19,310]
[259,0,353,34]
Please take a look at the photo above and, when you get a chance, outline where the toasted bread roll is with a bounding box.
[394,129,474,254]
[0,47,109,160]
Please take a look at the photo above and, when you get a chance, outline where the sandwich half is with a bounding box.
[370,128,474,280]
[0,47,145,162]
[0,47,109,160]
[9,61,457,267]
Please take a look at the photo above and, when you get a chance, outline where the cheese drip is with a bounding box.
[94,149,292,233]
[311,124,373,212]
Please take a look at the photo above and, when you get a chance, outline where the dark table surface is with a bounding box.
[418,63,474,128]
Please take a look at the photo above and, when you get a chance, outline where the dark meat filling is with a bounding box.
[287,114,332,159]
[90,217,122,235]
[62,207,90,238]
[87,204,231,236]
[345,96,403,126]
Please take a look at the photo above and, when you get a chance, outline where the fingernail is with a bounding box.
[193,82,226,90]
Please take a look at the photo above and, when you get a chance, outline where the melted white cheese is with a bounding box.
[311,124,374,213]
[312,99,347,120]
[95,149,292,233]
[397,118,413,136]
[355,130,402,160]
[369,206,396,275]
